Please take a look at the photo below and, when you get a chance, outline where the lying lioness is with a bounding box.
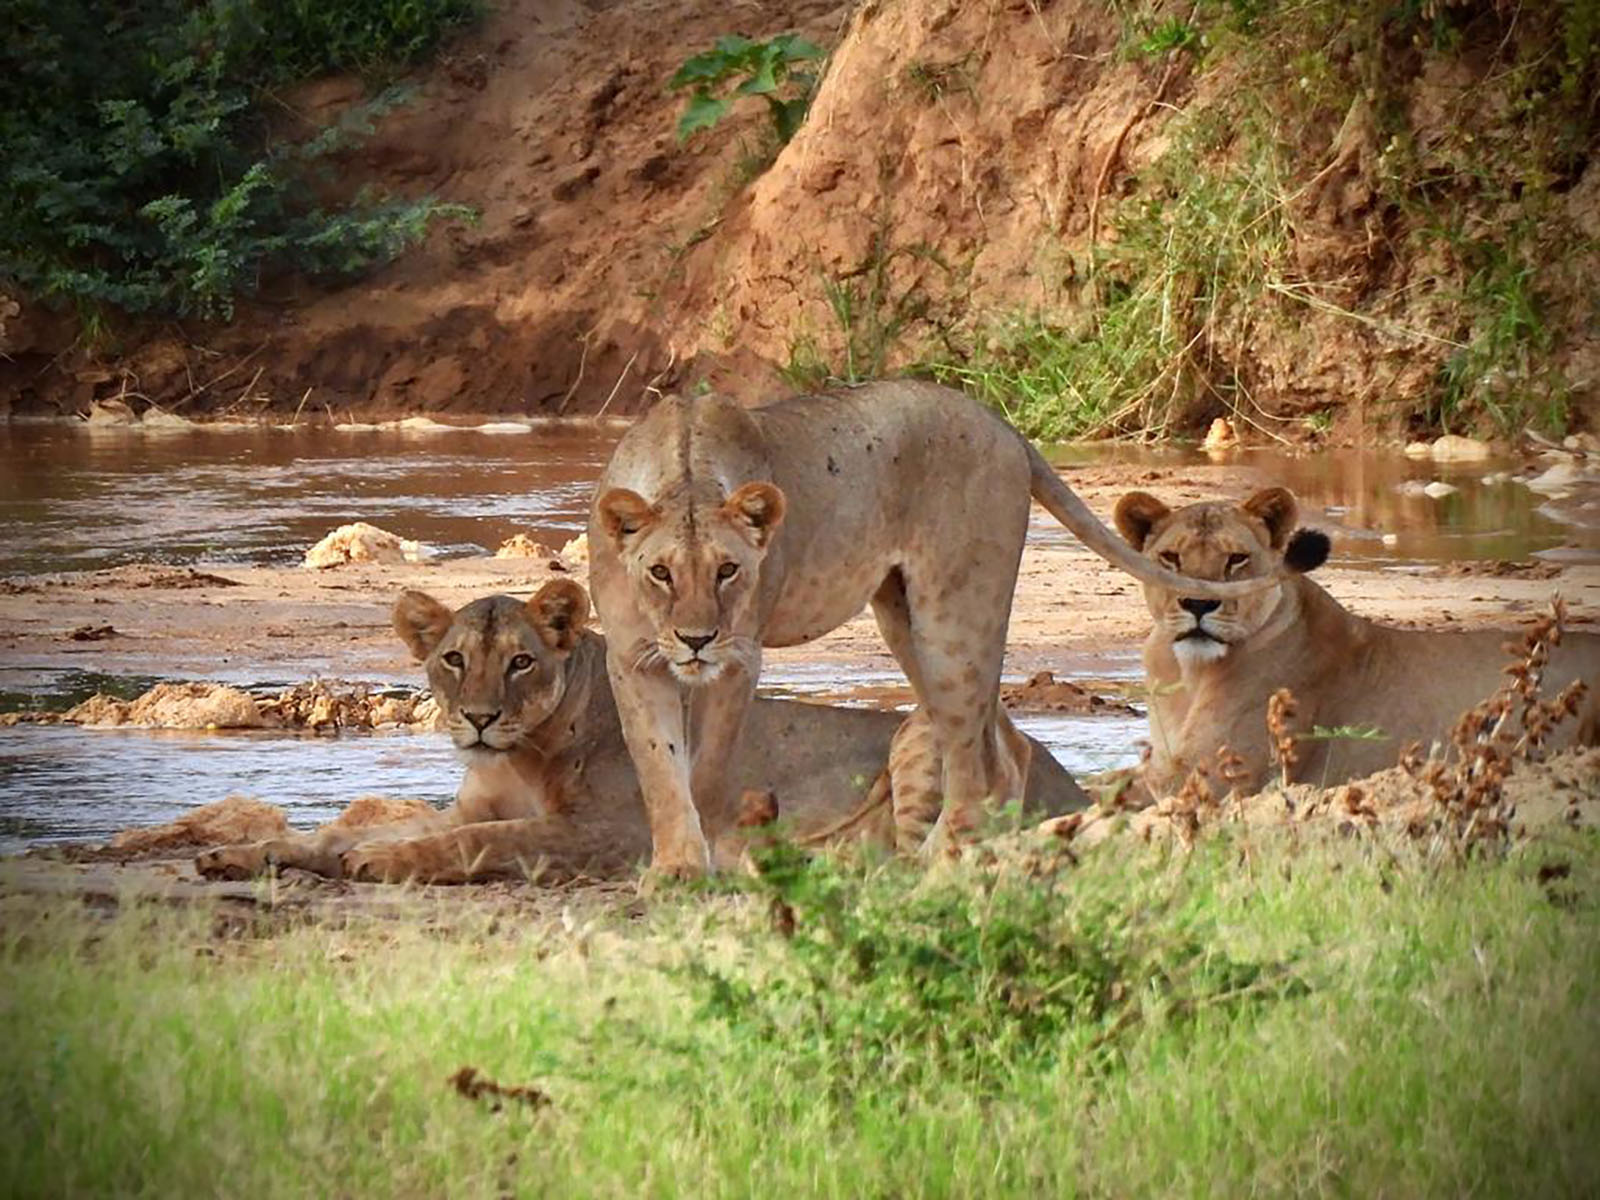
[198,580,1085,883]
[1114,487,1600,794]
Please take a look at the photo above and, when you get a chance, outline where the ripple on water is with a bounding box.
[0,710,1145,852]
[0,727,458,853]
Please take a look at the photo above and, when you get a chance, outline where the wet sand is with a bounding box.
[3,464,1595,700]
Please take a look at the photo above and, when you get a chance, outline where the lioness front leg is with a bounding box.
[343,821,527,884]
[342,817,641,884]
[605,656,707,879]
[197,833,351,880]
[688,656,758,843]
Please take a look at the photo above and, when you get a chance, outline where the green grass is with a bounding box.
[3,833,1598,1196]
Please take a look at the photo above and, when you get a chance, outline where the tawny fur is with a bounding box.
[197,583,1084,884]
[589,381,1273,878]
[1115,488,1600,795]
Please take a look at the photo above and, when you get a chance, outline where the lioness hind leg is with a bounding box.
[889,559,1023,847]
[883,710,943,853]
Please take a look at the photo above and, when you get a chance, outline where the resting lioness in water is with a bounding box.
[1114,487,1600,795]
[197,581,1085,884]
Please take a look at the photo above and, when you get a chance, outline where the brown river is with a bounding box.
[2,418,1595,850]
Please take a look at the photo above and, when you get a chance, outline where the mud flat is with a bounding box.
[3,464,1595,692]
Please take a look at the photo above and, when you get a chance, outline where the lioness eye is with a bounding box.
[649,564,672,583]
[1158,551,1181,569]
[716,562,739,581]
[508,654,534,673]
[1225,552,1251,572]
[442,651,465,669]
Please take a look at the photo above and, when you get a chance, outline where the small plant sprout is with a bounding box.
[669,33,825,146]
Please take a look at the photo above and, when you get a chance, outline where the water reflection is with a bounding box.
[0,726,458,854]
[0,421,619,576]
[0,709,1144,851]
[1038,443,1598,565]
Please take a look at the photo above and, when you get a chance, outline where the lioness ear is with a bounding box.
[595,488,659,547]
[529,578,589,652]
[722,482,786,548]
[1113,492,1171,550]
[393,590,455,661]
[1241,487,1298,549]
[1283,528,1331,574]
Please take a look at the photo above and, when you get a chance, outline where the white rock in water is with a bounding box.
[1429,434,1492,462]
[476,421,534,434]
[559,533,590,571]
[1381,533,1400,547]
[1201,417,1238,452]
[1402,441,1432,458]
[1481,472,1511,486]
[304,522,429,569]
[64,681,264,729]
[139,408,195,430]
[1395,480,1430,497]
[1524,461,1591,496]
[494,533,556,560]
[85,398,139,425]
[392,416,454,433]
[333,421,383,432]
[1422,481,1459,498]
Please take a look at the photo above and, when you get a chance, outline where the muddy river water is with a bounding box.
[2,418,1595,850]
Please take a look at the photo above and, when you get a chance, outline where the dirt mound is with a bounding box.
[257,682,441,731]
[4,680,441,732]
[1,0,844,418]
[102,797,291,858]
[62,682,265,729]
[1000,671,1138,716]
[1047,747,1600,850]
[304,522,428,568]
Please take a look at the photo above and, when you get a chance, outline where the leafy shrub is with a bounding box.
[686,841,1300,1099]
[669,33,824,145]
[0,0,478,322]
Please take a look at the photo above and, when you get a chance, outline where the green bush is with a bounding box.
[686,841,1301,1098]
[0,0,478,322]
[669,33,824,145]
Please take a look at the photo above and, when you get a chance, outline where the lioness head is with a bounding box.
[593,480,785,683]
[1114,487,1330,665]
[393,580,590,754]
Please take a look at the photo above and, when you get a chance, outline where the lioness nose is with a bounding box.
[675,630,716,652]
[1179,598,1221,617]
[462,709,501,732]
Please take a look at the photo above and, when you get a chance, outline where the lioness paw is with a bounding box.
[638,857,707,896]
[195,844,268,881]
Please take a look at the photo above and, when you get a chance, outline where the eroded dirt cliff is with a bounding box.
[5,0,1595,438]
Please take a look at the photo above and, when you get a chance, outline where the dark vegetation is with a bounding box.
[0,0,478,326]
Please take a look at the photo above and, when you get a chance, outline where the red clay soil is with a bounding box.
[5,0,1598,429]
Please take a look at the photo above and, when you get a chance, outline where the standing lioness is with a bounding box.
[1115,486,1600,794]
[590,380,1272,878]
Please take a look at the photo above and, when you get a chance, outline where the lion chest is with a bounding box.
[455,754,567,822]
